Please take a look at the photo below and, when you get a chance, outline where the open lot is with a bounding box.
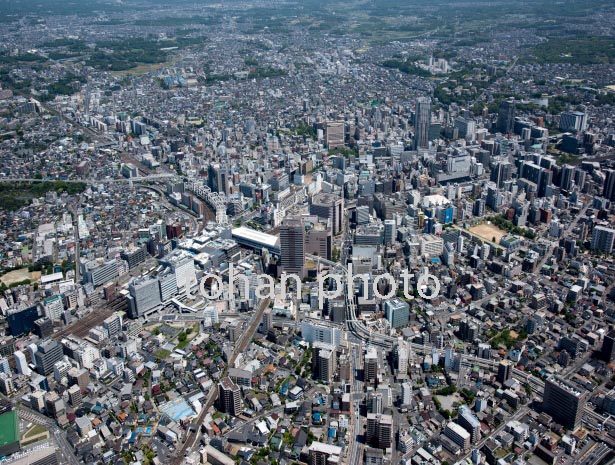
[469,223,508,243]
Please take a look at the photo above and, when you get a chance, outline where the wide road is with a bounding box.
[172,297,271,463]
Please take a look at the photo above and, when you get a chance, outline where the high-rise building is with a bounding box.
[33,317,54,339]
[310,193,344,236]
[490,161,513,188]
[218,377,242,416]
[207,163,229,194]
[126,276,161,319]
[366,413,393,449]
[325,121,345,149]
[13,350,30,376]
[560,164,575,191]
[301,320,342,347]
[601,329,615,363]
[543,376,588,430]
[103,313,123,338]
[414,97,431,149]
[34,340,63,376]
[316,348,336,384]
[457,405,481,444]
[308,442,342,465]
[401,382,413,405]
[384,298,410,329]
[444,422,471,451]
[383,219,396,244]
[559,111,587,132]
[604,169,615,201]
[497,101,515,134]
[261,308,272,334]
[280,217,306,278]
[497,360,512,384]
[365,347,379,384]
[592,225,615,254]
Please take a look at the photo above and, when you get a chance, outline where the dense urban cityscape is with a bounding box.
[1,0,615,464]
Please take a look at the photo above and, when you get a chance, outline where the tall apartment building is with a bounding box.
[592,225,615,254]
[414,97,431,149]
[365,347,379,384]
[444,422,471,451]
[366,413,393,449]
[308,442,342,465]
[457,405,481,444]
[218,377,242,416]
[310,341,337,384]
[543,376,588,430]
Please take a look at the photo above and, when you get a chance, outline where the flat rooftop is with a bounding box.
[232,226,279,248]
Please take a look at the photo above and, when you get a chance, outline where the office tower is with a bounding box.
[414,97,431,149]
[160,250,197,292]
[82,258,119,287]
[366,413,393,449]
[459,319,479,342]
[34,340,63,376]
[457,405,481,444]
[261,308,272,333]
[301,321,342,346]
[490,161,513,188]
[326,121,345,149]
[365,347,379,383]
[497,101,515,134]
[543,376,588,430]
[67,367,90,393]
[33,317,54,339]
[218,377,242,416]
[103,313,123,338]
[604,169,615,201]
[310,192,344,236]
[308,442,342,465]
[444,422,471,450]
[560,164,575,191]
[207,163,229,194]
[497,360,512,384]
[592,226,615,254]
[384,298,410,329]
[13,350,30,376]
[126,276,161,319]
[304,218,332,260]
[45,391,66,419]
[473,198,485,217]
[601,329,615,363]
[383,219,396,244]
[280,217,306,278]
[559,111,587,132]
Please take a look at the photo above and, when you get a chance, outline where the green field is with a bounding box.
[0,410,19,447]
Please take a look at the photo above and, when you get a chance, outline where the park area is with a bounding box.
[469,223,507,244]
